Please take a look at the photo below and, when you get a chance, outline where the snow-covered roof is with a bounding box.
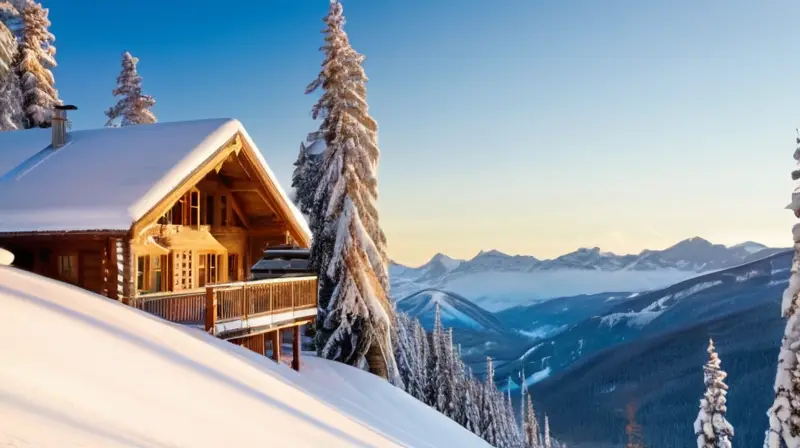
[0,265,490,447]
[0,118,310,240]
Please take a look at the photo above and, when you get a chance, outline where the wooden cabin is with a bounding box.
[0,112,316,369]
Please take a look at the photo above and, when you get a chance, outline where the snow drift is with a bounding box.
[0,266,489,447]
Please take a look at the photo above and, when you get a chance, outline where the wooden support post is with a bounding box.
[205,285,217,335]
[270,330,281,363]
[292,325,301,371]
[107,237,119,300]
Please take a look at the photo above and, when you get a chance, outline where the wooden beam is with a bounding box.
[121,235,134,302]
[205,286,217,335]
[270,330,281,363]
[229,195,250,228]
[107,237,119,300]
[292,325,301,371]
[228,180,260,192]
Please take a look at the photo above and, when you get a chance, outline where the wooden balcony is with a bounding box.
[130,276,318,340]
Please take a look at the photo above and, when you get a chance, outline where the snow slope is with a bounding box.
[0,266,488,448]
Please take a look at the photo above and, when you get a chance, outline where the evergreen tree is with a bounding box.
[439,327,459,419]
[461,366,481,435]
[14,1,58,128]
[392,311,412,392]
[105,51,156,127]
[480,357,499,446]
[291,140,323,219]
[0,0,27,41]
[413,318,430,401]
[544,416,552,448]
[694,339,733,448]
[0,55,22,131]
[426,303,446,410]
[524,393,542,448]
[767,132,800,448]
[307,0,395,380]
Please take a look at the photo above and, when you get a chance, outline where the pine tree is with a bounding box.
[524,393,542,448]
[426,303,447,411]
[480,357,499,446]
[105,51,156,127]
[544,415,552,448]
[307,0,395,380]
[14,1,58,128]
[767,132,800,448]
[439,327,459,419]
[0,54,22,131]
[291,140,323,219]
[693,339,733,448]
[0,0,26,41]
[413,318,430,401]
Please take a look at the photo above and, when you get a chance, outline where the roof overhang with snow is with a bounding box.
[0,118,311,246]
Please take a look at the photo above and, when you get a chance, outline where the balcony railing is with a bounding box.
[130,276,318,338]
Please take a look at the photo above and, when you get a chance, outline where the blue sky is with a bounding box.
[46,0,800,265]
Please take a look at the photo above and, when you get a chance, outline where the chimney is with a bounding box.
[52,104,77,148]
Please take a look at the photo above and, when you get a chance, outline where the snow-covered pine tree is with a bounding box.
[292,140,324,220]
[105,51,156,127]
[412,317,430,401]
[0,0,27,41]
[460,365,481,435]
[392,311,412,393]
[426,303,447,411]
[479,357,499,446]
[544,416,552,448]
[694,339,733,448]
[439,327,460,419]
[0,46,22,130]
[524,392,542,448]
[306,0,395,380]
[14,1,58,128]
[766,132,800,448]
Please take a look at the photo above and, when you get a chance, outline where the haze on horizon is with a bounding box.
[49,0,800,265]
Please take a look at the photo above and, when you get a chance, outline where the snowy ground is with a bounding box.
[0,266,489,448]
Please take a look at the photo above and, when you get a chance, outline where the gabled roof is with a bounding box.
[0,118,310,243]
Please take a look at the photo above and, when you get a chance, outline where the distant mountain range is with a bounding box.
[390,237,787,311]
[390,237,792,447]
[526,249,792,447]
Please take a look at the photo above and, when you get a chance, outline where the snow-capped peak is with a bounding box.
[730,241,768,255]
[429,253,463,271]
[474,249,509,259]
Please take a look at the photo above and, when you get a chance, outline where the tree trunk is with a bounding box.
[366,340,388,379]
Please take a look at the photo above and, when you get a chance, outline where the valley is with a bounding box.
[391,237,791,447]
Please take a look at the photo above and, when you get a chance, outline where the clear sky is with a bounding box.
[45,0,800,265]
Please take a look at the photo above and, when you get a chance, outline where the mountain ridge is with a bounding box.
[393,236,785,276]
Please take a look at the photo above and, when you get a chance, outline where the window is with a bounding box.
[170,199,184,225]
[172,251,193,291]
[136,256,146,290]
[58,254,78,284]
[198,254,206,287]
[209,255,218,284]
[220,195,228,226]
[199,253,222,286]
[205,194,215,225]
[228,254,239,281]
[190,190,200,226]
[152,256,162,292]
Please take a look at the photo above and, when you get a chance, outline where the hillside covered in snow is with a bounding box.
[0,265,489,448]
[390,237,785,311]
